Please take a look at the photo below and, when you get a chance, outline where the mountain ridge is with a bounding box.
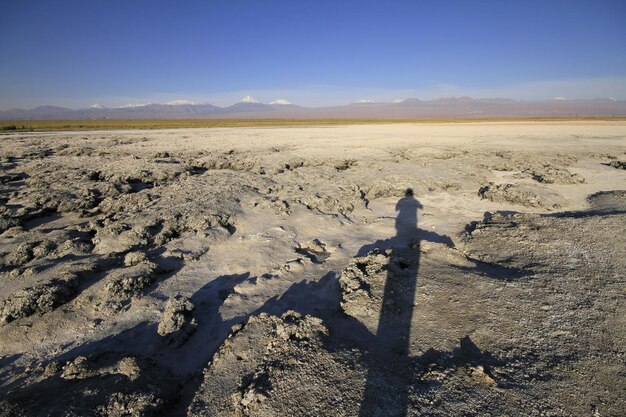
[1,97,625,120]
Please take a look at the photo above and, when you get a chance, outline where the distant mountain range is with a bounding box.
[1,96,625,120]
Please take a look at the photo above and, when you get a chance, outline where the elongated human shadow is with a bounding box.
[358,189,446,416]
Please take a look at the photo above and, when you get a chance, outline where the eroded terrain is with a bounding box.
[0,122,625,416]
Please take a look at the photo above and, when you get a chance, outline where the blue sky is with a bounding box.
[1,0,625,109]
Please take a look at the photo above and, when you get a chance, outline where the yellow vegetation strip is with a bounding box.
[1,117,625,132]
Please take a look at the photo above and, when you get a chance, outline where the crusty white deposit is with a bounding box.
[1,122,625,416]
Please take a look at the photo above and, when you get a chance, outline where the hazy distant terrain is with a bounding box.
[2,97,626,120]
[1,122,625,416]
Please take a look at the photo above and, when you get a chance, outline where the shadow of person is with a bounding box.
[394,188,423,243]
[357,188,446,416]
[373,188,422,355]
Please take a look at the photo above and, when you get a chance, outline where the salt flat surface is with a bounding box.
[1,122,625,416]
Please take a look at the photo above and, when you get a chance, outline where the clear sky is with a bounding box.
[1,0,625,109]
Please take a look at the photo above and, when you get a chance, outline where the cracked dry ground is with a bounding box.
[0,122,625,417]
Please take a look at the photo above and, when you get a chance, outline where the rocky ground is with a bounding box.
[0,122,625,416]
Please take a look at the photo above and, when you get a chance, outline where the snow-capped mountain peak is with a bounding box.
[269,99,292,105]
[167,99,197,106]
[240,96,259,104]
[90,103,104,109]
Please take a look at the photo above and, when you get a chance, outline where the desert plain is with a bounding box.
[0,121,625,416]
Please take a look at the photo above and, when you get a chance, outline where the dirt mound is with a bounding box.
[187,311,367,417]
[527,165,585,184]
[607,160,626,170]
[587,190,626,211]
[1,262,99,323]
[478,182,545,207]
[157,295,197,346]
[98,261,158,313]
[338,249,391,332]
[462,206,626,277]
[1,353,177,417]
[1,278,78,323]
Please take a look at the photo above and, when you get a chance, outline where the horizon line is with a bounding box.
[2,95,624,112]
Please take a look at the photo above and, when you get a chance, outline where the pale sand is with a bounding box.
[0,122,625,416]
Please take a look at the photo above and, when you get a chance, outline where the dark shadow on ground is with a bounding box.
[451,257,528,281]
[1,188,561,415]
[250,189,525,415]
[545,209,626,218]
[357,189,427,416]
[0,272,261,416]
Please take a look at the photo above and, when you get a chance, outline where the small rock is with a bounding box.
[157,295,197,346]
[469,365,498,387]
[6,242,36,266]
[124,251,148,267]
[61,356,89,380]
[98,392,164,417]
[608,160,626,170]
